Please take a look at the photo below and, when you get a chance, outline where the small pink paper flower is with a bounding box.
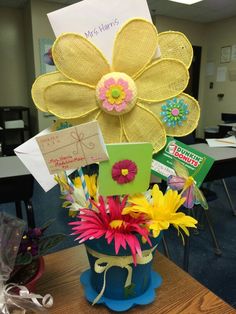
[112,160,138,184]
[98,77,134,113]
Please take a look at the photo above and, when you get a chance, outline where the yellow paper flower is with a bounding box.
[32,18,200,152]
[54,172,71,193]
[73,174,97,200]
[122,184,197,238]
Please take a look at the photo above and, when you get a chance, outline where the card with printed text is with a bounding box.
[152,137,215,187]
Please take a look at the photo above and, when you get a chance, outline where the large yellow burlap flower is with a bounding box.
[32,18,200,152]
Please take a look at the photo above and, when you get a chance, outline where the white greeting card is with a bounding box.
[47,0,157,62]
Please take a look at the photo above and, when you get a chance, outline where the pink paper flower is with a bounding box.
[69,196,151,265]
[112,160,138,184]
[98,77,134,113]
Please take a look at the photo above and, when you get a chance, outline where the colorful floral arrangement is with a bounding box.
[29,9,205,310]
[56,171,198,264]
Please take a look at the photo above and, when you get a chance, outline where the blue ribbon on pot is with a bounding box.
[87,244,158,305]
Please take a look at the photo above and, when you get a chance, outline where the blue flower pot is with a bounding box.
[80,234,163,311]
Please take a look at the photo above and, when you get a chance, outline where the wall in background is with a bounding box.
[30,0,63,131]
[203,16,236,130]
[0,8,29,107]
[23,1,38,135]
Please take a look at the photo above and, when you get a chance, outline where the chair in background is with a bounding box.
[183,188,222,272]
[0,174,35,228]
[176,134,222,272]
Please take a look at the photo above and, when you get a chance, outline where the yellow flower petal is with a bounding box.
[112,18,158,78]
[152,184,164,208]
[53,33,110,85]
[148,93,200,137]
[123,204,151,216]
[128,194,150,209]
[74,174,97,199]
[31,71,67,112]
[158,31,193,68]
[135,58,189,102]
[51,110,100,131]
[121,103,166,153]
[125,184,197,238]
[96,111,122,144]
[44,81,97,119]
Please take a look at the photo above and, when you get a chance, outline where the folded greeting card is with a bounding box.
[98,143,153,196]
[14,128,57,192]
[36,121,108,174]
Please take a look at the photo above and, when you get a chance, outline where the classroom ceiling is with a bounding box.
[0,0,236,23]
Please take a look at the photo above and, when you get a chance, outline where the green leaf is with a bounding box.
[62,201,71,208]
[40,219,56,231]
[38,234,67,256]
[15,252,33,266]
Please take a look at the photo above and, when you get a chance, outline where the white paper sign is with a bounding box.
[206,62,215,76]
[47,0,155,62]
[231,44,236,62]
[206,136,236,148]
[216,66,227,82]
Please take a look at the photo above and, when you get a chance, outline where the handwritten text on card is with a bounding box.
[84,18,119,39]
[36,121,108,174]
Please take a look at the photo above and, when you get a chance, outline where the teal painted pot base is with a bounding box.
[80,269,162,312]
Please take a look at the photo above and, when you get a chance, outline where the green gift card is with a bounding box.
[98,143,153,196]
[151,137,214,187]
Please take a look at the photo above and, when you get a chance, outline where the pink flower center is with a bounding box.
[171,108,179,116]
[96,72,137,116]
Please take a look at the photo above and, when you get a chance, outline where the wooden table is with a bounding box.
[37,246,236,314]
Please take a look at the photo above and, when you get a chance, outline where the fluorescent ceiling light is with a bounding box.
[169,0,203,4]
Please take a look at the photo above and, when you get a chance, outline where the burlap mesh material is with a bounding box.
[112,19,158,78]
[53,33,110,86]
[30,18,200,153]
[135,59,189,102]
[32,71,66,112]
[96,111,122,143]
[51,110,100,131]
[158,31,193,69]
[121,104,166,153]
[45,82,97,119]
[147,93,200,136]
